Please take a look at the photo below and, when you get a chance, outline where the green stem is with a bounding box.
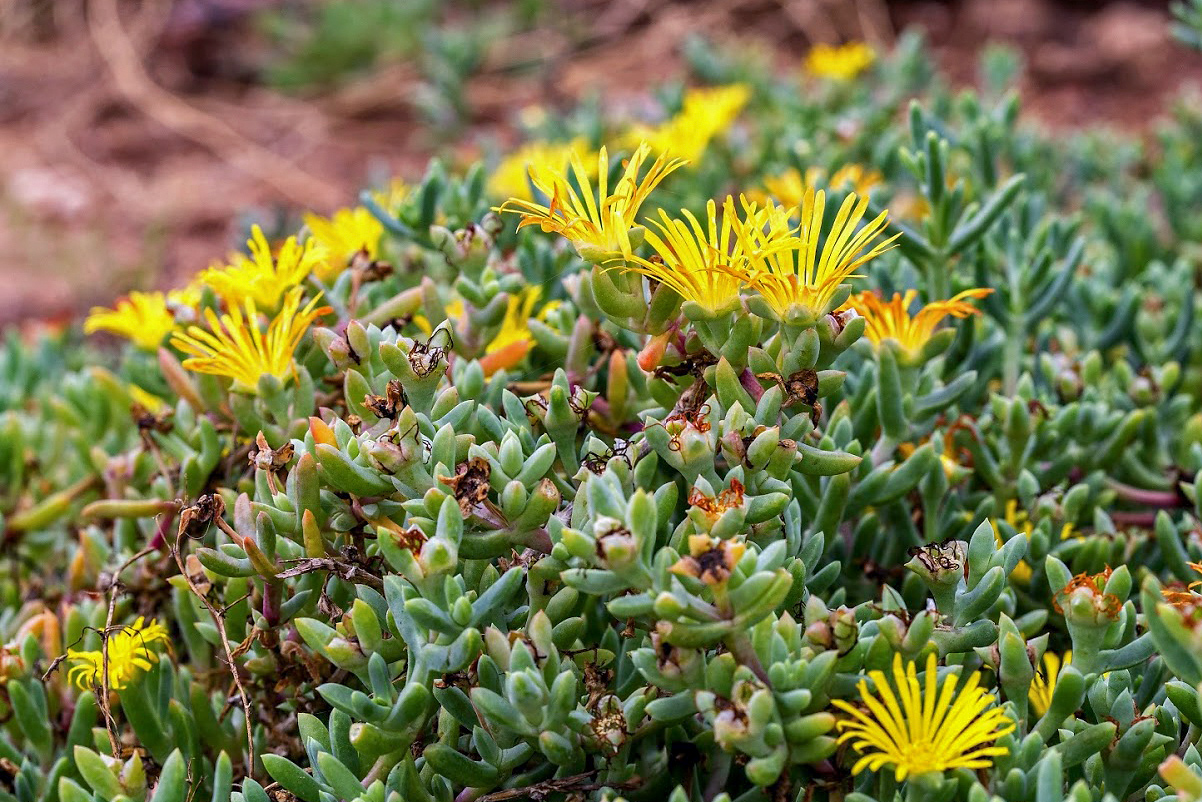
[925,255,949,302]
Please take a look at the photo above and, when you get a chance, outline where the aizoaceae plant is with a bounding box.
[5,33,1202,802]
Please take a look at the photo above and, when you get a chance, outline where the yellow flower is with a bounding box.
[128,385,165,413]
[496,142,686,262]
[415,287,559,376]
[304,207,384,281]
[488,138,595,202]
[199,225,321,311]
[624,84,750,162]
[992,498,1035,583]
[1030,651,1071,717]
[735,189,897,320]
[833,652,1014,781]
[67,617,169,691]
[756,165,884,209]
[623,195,781,315]
[479,287,547,376]
[84,291,176,351]
[830,164,885,197]
[805,42,875,81]
[754,168,821,209]
[898,435,961,481]
[167,281,204,311]
[371,178,411,215]
[847,287,991,357]
[171,286,331,392]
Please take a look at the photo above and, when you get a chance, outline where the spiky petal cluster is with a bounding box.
[479,286,554,376]
[171,286,330,392]
[805,42,875,80]
[84,291,176,351]
[623,84,751,162]
[304,207,384,281]
[495,142,686,262]
[67,617,169,691]
[623,196,789,316]
[847,287,991,356]
[833,652,1014,781]
[487,138,595,202]
[1030,651,1071,717]
[733,189,897,320]
[199,225,321,311]
[759,164,884,208]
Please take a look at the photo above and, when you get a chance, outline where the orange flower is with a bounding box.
[846,288,992,357]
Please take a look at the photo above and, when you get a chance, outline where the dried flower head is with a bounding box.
[1162,563,1202,609]
[439,457,492,516]
[1053,568,1122,621]
[687,478,745,518]
[670,534,746,585]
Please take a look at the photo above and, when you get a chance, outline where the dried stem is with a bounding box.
[172,527,256,779]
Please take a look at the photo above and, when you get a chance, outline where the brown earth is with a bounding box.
[1,0,1200,328]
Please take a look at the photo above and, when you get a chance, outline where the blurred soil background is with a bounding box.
[1,0,1199,326]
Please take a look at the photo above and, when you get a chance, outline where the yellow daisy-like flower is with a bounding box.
[487,138,595,203]
[496,142,686,263]
[898,435,961,481]
[420,287,559,376]
[753,168,822,210]
[84,291,177,351]
[1030,650,1071,717]
[199,225,321,312]
[734,189,897,320]
[66,617,169,691]
[371,178,411,215]
[847,287,992,357]
[833,652,1015,781]
[171,286,331,392]
[623,195,786,316]
[304,207,384,281]
[480,286,549,376]
[166,280,204,311]
[128,384,165,413]
[624,84,750,162]
[805,42,876,81]
[830,164,885,197]
[992,498,1035,583]
[757,165,884,209]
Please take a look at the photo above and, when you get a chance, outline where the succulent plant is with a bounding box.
[5,35,1202,802]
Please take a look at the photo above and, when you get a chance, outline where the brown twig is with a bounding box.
[86,0,342,209]
[171,523,256,779]
[95,543,158,757]
[276,557,385,591]
[474,772,641,802]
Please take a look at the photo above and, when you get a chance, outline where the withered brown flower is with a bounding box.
[439,457,492,516]
[670,534,746,585]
